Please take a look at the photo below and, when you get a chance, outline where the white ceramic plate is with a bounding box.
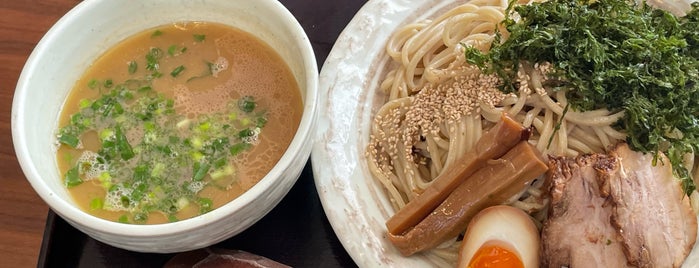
[312,0,699,267]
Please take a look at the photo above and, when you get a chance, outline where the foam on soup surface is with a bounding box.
[56,22,302,224]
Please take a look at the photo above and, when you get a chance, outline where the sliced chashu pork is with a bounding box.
[541,154,632,268]
[599,143,698,267]
[542,143,698,268]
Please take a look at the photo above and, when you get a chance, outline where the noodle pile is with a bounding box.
[366,0,630,263]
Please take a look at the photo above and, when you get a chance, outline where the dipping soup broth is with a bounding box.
[56,22,302,224]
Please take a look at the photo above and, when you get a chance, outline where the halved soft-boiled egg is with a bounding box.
[457,205,539,268]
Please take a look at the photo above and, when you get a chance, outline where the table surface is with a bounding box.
[0,0,366,267]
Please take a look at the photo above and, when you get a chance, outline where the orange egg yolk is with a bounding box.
[467,244,524,268]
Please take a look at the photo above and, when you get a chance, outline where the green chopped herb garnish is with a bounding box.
[167,214,179,222]
[193,34,206,42]
[88,79,99,89]
[170,65,186,77]
[145,47,164,71]
[64,166,82,187]
[128,61,138,74]
[115,125,135,160]
[192,162,210,181]
[90,198,104,210]
[198,197,213,214]
[229,142,250,156]
[58,132,80,148]
[238,96,256,113]
[151,30,163,37]
[167,44,187,56]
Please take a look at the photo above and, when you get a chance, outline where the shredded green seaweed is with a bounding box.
[466,0,699,194]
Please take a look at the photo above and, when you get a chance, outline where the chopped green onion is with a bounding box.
[64,166,82,187]
[128,61,137,74]
[87,79,99,89]
[256,115,268,128]
[99,129,114,141]
[151,163,165,177]
[213,158,227,169]
[120,195,131,208]
[210,165,234,180]
[145,47,164,71]
[133,212,148,223]
[167,45,187,56]
[210,137,229,152]
[198,197,213,213]
[115,126,135,160]
[170,65,186,77]
[113,102,124,115]
[192,162,210,181]
[191,137,203,149]
[238,128,254,138]
[230,143,251,156]
[193,34,206,42]
[118,215,129,223]
[133,164,149,182]
[238,96,256,113]
[59,133,80,148]
[79,99,91,109]
[90,198,104,210]
[177,197,189,210]
[151,30,163,37]
[198,121,211,132]
[167,45,178,56]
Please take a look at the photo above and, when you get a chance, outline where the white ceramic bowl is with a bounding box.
[12,0,317,253]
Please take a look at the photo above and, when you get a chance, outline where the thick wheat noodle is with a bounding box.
[372,97,408,130]
[402,28,445,89]
[573,125,604,148]
[480,102,505,122]
[396,142,422,194]
[567,136,595,154]
[442,13,485,46]
[441,7,504,46]
[425,135,445,174]
[522,107,542,127]
[603,125,627,140]
[466,114,482,153]
[391,145,411,198]
[380,70,397,94]
[432,134,451,150]
[453,116,472,168]
[444,121,460,170]
[536,109,554,152]
[386,24,425,58]
[401,4,504,89]
[555,118,568,155]
[507,88,529,116]
[367,153,407,210]
[446,121,463,171]
[529,71,627,126]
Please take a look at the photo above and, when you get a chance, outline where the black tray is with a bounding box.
[37,1,367,267]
